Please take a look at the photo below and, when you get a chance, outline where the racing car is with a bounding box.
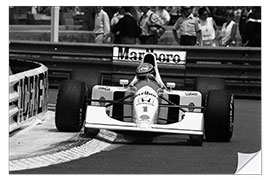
[55,53,234,145]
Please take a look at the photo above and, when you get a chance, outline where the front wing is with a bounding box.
[85,106,204,135]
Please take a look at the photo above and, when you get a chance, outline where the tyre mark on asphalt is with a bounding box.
[9,130,121,171]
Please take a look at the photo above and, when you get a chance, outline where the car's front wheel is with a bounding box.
[55,80,87,132]
[204,90,234,142]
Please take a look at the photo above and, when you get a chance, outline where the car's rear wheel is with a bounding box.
[55,80,87,132]
[195,77,227,104]
[204,90,234,142]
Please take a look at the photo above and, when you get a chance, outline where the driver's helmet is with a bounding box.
[136,63,155,80]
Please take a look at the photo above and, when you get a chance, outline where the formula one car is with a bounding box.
[55,53,234,145]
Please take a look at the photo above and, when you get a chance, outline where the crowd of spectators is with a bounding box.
[10,6,261,47]
[91,6,261,47]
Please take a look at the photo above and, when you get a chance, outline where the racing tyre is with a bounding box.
[204,90,234,142]
[195,77,227,105]
[55,80,87,132]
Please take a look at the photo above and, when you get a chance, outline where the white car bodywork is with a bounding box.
[85,53,204,136]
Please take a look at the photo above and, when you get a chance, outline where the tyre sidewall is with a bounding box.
[55,80,87,132]
[204,90,234,142]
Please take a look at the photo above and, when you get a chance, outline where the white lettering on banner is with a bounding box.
[113,47,187,66]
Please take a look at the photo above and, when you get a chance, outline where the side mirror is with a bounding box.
[166,82,176,91]
[120,79,129,88]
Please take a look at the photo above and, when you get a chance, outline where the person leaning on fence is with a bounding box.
[139,6,165,45]
[111,7,141,44]
[198,7,219,46]
[172,6,201,46]
[93,6,110,44]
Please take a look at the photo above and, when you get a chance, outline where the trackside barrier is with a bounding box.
[9,59,49,133]
[9,41,261,99]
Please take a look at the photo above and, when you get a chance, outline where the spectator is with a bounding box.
[31,6,37,15]
[219,8,237,47]
[93,6,110,44]
[111,7,124,26]
[111,7,141,44]
[130,7,141,24]
[155,7,171,25]
[239,7,251,44]
[139,6,164,44]
[172,6,201,46]
[198,7,219,46]
[242,7,261,47]
[110,7,125,43]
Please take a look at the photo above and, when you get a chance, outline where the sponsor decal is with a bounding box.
[98,86,111,91]
[136,97,154,106]
[138,97,154,104]
[229,95,234,132]
[134,90,158,98]
[113,47,186,66]
[138,114,151,127]
[140,114,150,121]
[134,87,158,107]
[185,92,199,96]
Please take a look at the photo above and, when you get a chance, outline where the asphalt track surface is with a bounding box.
[11,99,261,174]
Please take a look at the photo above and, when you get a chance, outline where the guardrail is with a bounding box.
[9,59,49,132]
[9,41,261,99]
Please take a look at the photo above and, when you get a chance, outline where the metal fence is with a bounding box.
[9,41,261,99]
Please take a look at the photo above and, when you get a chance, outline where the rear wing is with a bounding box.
[112,46,187,69]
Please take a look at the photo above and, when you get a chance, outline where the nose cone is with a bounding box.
[133,86,159,128]
[137,114,151,128]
